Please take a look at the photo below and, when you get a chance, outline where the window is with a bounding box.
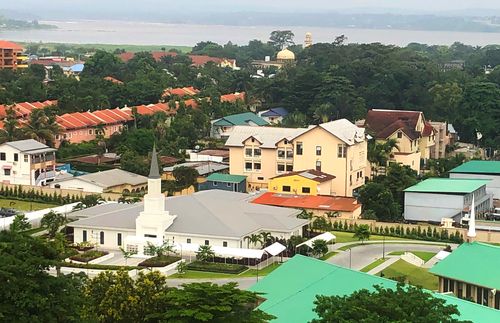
[226,182,231,187]
[117,233,122,246]
[296,142,303,155]
[144,234,157,238]
[466,284,472,299]
[316,161,321,172]
[277,164,285,172]
[4,169,10,176]
[302,187,311,194]
[397,132,402,139]
[24,155,29,162]
[99,231,105,244]
[316,146,322,156]
[282,185,291,192]
[83,230,87,242]
[257,177,264,180]
[204,240,210,246]
[0,152,5,161]
[337,144,347,158]
[13,153,18,162]
[245,162,252,171]
[187,238,191,243]
[254,162,261,171]
[245,148,253,157]
[476,287,489,306]
[223,241,228,247]
[213,181,218,186]
[286,149,293,159]
[277,149,285,159]
[286,164,293,172]
[254,148,261,157]
[88,129,93,135]
[495,292,500,310]
[127,245,138,254]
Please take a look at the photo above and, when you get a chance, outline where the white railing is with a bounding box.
[401,252,424,267]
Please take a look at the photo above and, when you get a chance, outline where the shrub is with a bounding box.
[60,262,141,270]
[69,250,108,263]
[138,255,181,267]
[186,261,248,274]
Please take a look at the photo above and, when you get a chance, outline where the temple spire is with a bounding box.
[467,195,476,239]
[149,144,161,179]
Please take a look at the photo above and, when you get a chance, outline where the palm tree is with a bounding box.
[22,107,61,146]
[244,234,263,248]
[196,245,215,262]
[0,106,21,144]
[260,231,273,246]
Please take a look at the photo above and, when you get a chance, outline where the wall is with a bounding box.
[55,123,124,147]
[269,175,319,195]
[450,173,500,200]
[199,180,246,193]
[404,192,464,222]
[0,183,122,201]
[393,152,421,173]
[309,207,362,220]
[73,227,135,250]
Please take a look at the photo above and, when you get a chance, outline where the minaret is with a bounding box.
[135,145,176,240]
[304,32,313,48]
[467,195,476,241]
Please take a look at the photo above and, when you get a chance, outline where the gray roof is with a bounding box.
[163,162,229,176]
[149,145,161,179]
[3,139,56,154]
[69,190,306,239]
[54,169,147,188]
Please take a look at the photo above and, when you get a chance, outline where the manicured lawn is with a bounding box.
[169,262,281,279]
[380,259,438,290]
[388,251,437,262]
[243,263,281,277]
[0,198,58,211]
[22,226,47,235]
[139,255,181,267]
[319,251,339,260]
[338,241,447,251]
[332,231,413,243]
[360,258,388,273]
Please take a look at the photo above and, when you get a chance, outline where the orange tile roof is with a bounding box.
[252,192,361,212]
[220,92,245,103]
[0,40,23,50]
[103,76,124,84]
[0,100,57,119]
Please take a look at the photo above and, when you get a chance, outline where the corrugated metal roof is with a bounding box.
[213,112,268,127]
[206,173,246,183]
[449,161,500,175]
[404,178,490,194]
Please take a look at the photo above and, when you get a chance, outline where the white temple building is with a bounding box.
[68,146,308,255]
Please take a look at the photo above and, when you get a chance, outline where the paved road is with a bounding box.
[328,243,447,270]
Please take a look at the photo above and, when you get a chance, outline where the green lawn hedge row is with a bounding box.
[139,255,181,267]
[187,261,248,274]
[59,262,141,271]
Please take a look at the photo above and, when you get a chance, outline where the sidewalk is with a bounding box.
[367,257,399,275]
[331,240,455,251]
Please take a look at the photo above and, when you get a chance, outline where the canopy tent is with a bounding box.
[296,232,336,249]
[263,242,287,256]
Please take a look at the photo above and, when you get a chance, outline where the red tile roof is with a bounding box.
[220,92,245,103]
[0,40,23,50]
[271,169,336,183]
[0,100,57,119]
[252,192,362,212]
[118,51,235,67]
[103,76,124,84]
[364,109,424,140]
[163,86,200,98]
[422,122,435,136]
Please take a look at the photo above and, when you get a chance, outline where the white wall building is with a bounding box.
[0,139,56,186]
[449,161,500,200]
[68,147,307,255]
[404,178,492,224]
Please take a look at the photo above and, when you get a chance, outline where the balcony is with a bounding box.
[35,170,56,186]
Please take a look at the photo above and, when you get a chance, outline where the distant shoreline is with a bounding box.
[16,41,192,53]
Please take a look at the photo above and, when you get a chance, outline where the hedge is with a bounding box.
[187,261,248,274]
[139,255,181,267]
[59,262,141,271]
[69,250,108,263]
[0,185,87,205]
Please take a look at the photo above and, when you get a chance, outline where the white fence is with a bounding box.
[0,202,79,230]
[401,252,425,267]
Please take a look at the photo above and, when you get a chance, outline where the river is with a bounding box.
[1,20,500,47]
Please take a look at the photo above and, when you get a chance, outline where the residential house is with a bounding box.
[258,107,289,124]
[404,178,492,224]
[268,169,335,196]
[188,149,229,163]
[449,161,500,200]
[252,193,362,219]
[211,112,268,139]
[162,86,200,99]
[199,173,246,193]
[430,242,500,310]
[363,109,436,173]
[225,119,367,197]
[220,92,245,103]
[0,139,56,186]
[49,169,148,194]
[162,161,229,181]
[248,255,500,322]
[68,152,307,253]
[0,40,23,70]
[429,121,450,159]
[0,100,57,119]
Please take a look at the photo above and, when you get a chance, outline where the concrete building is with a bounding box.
[199,173,246,193]
[49,169,148,194]
[188,149,229,163]
[0,139,56,186]
[404,178,492,224]
[211,112,268,139]
[225,119,367,197]
[268,169,336,196]
[363,109,436,173]
[0,40,23,70]
[68,147,307,254]
[162,161,229,180]
[449,161,500,200]
[249,255,500,322]
[429,121,451,159]
[430,242,500,310]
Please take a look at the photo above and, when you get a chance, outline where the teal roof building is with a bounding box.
[211,112,268,138]
[449,161,500,199]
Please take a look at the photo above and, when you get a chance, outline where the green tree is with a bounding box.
[244,233,263,248]
[358,182,401,222]
[173,166,199,189]
[73,194,105,211]
[196,245,215,262]
[353,224,371,244]
[311,283,467,323]
[0,106,21,143]
[22,107,61,146]
[9,213,31,232]
[146,240,175,258]
[311,239,329,258]
[269,30,295,49]
[41,211,66,238]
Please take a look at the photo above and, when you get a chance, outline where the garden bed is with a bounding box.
[138,255,181,267]
[186,261,248,274]
[59,262,141,271]
[69,250,108,263]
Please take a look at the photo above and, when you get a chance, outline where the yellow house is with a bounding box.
[364,109,436,173]
[225,119,367,197]
[269,169,335,196]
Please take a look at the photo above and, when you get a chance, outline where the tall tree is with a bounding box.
[269,30,295,50]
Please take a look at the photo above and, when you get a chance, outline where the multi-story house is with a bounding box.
[0,40,23,70]
[429,121,451,159]
[0,139,57,186]
[363,109,436,173]
[225,119,367,197]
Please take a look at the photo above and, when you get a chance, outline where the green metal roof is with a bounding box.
[213,112,269,127]
[430,242,500,290]
[450,161,500,175]
[206,173,246,183]
[404,178,490,194]
[250,255,500,323]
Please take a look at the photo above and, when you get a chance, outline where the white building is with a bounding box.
[68,147,307,255]
[449,161,500,200]
[0,139,56,186]
[404,178,492,224]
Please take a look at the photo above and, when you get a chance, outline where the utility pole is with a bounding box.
[349,248,352,269]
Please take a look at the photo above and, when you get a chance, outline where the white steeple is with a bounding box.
[467,195,476,239]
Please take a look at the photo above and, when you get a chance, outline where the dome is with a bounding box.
[277,48,295,61]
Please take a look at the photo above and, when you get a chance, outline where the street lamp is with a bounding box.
[382,235,386,260]
[349,248,352,269]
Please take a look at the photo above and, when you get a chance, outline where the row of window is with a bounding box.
[0,152,30,163]
[296,142,347,158]
[282,186,310,194]
[244,143,348,159]
[443,278,500,309]
[55,126,122,140]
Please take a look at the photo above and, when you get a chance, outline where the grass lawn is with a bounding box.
[168,262,281,279]
[338,241,447,251]
[22,226,47,235]
[388,251,437,262]
[242,263,281,277]
[380,259,438,290]
[332,231,414,243]
[0,198,58,211]
[319,251,339,260]
[360,258,389,273]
